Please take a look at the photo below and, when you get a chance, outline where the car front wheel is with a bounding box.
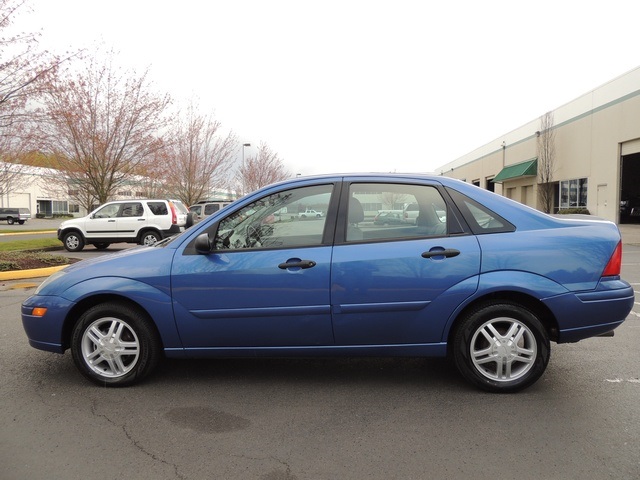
[7,217,14,225]
[139,231,161,246]
[63,231,85,252]
[452,302,550,393]
[70,302,162,386]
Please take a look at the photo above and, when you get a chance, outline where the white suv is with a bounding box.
[58,199,189,252]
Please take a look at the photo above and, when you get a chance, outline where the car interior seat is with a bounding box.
[347,197,365,241]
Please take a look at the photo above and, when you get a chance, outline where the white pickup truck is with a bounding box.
[298,209,323,218]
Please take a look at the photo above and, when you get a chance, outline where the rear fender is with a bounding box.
[439,270,569,341]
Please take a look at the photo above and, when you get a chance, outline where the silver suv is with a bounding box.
[58,199,188,252]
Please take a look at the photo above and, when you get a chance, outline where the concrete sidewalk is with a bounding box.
[619,224,640,245]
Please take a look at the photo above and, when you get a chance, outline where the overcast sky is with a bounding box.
[19,0,640,176]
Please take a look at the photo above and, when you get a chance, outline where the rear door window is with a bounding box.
[344,183,448,243]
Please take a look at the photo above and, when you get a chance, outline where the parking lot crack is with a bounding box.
[90,400,186,479]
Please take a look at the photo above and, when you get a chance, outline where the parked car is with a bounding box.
[620,195,640,223]
[57,199,188,252]
[403,203,419,224]
[189,201,232,223]
[373,211,404,225]
[22,174,633,392]
[298,209,323,218]
[0,207,31,225]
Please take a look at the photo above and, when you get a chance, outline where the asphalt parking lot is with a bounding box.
[0,224,639,479]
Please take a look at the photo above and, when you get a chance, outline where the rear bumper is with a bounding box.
[544,279,635,343]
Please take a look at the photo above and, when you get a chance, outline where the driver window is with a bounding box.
[214,184,334,250]
[93,204,120,218]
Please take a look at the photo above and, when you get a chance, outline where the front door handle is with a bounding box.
[421,248,460,259]
[278,260,317,269]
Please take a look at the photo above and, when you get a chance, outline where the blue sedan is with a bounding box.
[22,174,634,392]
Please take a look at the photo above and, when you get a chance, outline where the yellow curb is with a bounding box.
[0,230,57,236]
[0,264,67,281]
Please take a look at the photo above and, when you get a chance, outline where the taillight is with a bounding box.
[169,202,178,225]
[602,241,622,277]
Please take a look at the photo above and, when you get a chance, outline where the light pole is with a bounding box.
[242,143,250,195]
[242,143,251,164]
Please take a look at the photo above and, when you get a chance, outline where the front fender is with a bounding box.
[62,276,183,350]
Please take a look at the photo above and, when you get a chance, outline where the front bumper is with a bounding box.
[22,295,75,354]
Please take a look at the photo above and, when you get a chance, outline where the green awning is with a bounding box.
[492,158,537,183]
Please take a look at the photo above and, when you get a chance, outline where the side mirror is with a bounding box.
[194,233,213,254]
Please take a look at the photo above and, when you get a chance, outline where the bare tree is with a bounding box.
[0,0,74,204]
[38,51,172,211]
[237,142,290,194]
[164,102,237,206]
[537,111,556,214]
[380,192,408,210]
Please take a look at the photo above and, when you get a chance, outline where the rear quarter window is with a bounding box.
[147,202,168,215]
[446,188,515,234]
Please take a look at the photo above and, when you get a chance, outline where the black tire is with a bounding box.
[7,217,14,225]
[63,231,85,252]
[18,220,25,225]
[92,243,110,250]
[139,230,161,246]
[70,302,162,387]
[452,302,550,393]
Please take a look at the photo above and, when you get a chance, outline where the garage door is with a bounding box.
[621,138,640,156]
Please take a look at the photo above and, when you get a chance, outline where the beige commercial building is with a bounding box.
[436,66,640,224]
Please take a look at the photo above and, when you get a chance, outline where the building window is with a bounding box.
[118,190,133,197]
[52,200,68,214]
[69,204,80,213]
[559,178,588,209]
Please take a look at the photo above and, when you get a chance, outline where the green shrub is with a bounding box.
[557,208,590,215]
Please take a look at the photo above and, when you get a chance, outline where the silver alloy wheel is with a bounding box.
[65,234,80,250]
[469,317,537,382]
[80,317,140,378]
[142,233,159,246]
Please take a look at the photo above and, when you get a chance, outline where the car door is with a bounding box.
[116,201,146,240]
[171,183,338,349]
[85,203,121,240]
[330,180,481,345]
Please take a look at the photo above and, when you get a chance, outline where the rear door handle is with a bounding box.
[278,260,317,269]
[421,248,460,259]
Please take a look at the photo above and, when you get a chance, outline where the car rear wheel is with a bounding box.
[7,217,14,225]
[93,243,110,250]
[70,302,162,387]
[452,302,550,393]
[63,231,85,252]
[140,231,161,246]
